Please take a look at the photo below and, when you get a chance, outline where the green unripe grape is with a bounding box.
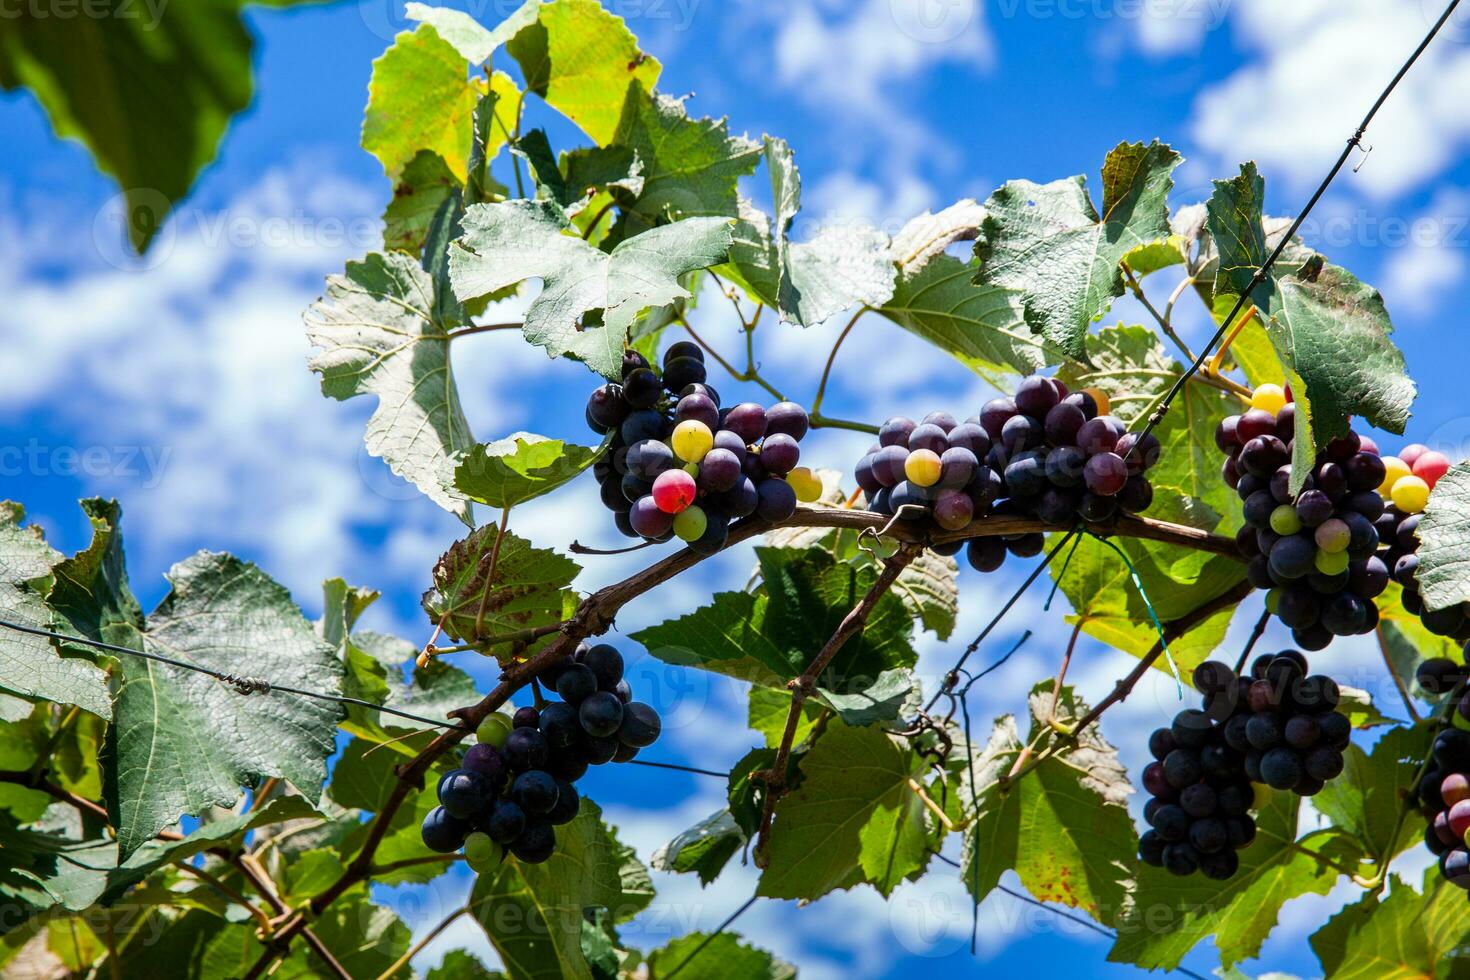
[464,831,501,873]
[1314,518,1350,553]
[1265,588,1281,613]
[1269,504,1302,536]
[673,505,708,542]
[476,712,512,748]
[1314,548,1349,576]
[684,461,699,477]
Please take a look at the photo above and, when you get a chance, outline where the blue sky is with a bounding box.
[5,0,1470,976]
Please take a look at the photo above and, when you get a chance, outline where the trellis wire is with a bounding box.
[1124,0,1466,460]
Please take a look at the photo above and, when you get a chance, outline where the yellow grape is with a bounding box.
[905,449,942,487]
[1378,456,1411,497]
[671,420,713,463]
[787,467,822,502]
[1391,474,1430,514]
[1249,383,1287,415]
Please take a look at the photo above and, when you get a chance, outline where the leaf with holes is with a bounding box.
[421,526,578,654]
[960,682,1134,923]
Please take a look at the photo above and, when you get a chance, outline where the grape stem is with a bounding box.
[1232,607,1273,675]
[810,307,867,417]
[373,906,468,980]
[751,544,923,867]
[1123,265,1196,363]
[472,508,513,640]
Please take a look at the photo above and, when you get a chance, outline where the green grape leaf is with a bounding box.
[107,551,343,861]
[1413,463,1470,612]
[470,800,651,980]
[1336,685,1398,730]
[306,250,474,522]
[1108,791,1340,971]
[362,24,485,180]
[973,140,1182,362]
[428,949,506,980]
[611,81,760,224]
[505,0,661,147]
[748,685,820,749]
[0,0,326,253]
[421,526,578,654]
[758,720,932,900]
[879,257,1059,380]
[1313,722,1433,865]
[280,886,413,979]
[643,932,796,980]
[1310,874,1469,980]
[383,150,463,256]
[960,682,1134,923]
[716,139,894,326]
[447,432,607,510]
[1206,164,1415,490]
[450,199,732,378]
[634,546,918,694]
[0,504,111,717]
[651,809,744,886]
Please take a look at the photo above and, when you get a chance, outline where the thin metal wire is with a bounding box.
[1125,0,1465,460]
[0,617,468,731]
[661,895,759,979]
[627,759,730,779]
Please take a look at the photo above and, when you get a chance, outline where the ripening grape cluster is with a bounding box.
[1138,651,1349,879]
[852,375,1161,574]
[586,344,821,553]
[419,642,660,868]
[1138,662,1259,880]
[1217,384,1391,649]
[1375,444,1470,640]
[1418,728,1470,892]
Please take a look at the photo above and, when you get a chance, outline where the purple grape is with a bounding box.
[1235,409,1277,443]
[760,434,800,475]
[712,429,748,459]
[1037,488,1078,525]
[1076,416,1124,455]
[855,454,881,494]
[620,409,668,445]
[908,423,949,454]
[1344,451,1386,491]
[1116,432,1161,471]
[946,422,991,456]
[1084,452,1128,495]
[1314,461,1347,501]
[698,448,742,492]
[629,496,673,538]
[871,445,909,487]
[463,743,504,783]
[979,398,1017,440]
[756,478,798,521]
[1215,416,1241,453]
[587,384,630,430]
[626,439,674,479]
[1045,445,1086,487]
[623,367,663,408]
[662,356,706,392]
[724,403,767,443]
[966,536,1006,572]
[1239,435,1288,478]
[1004,451,1047,497]
[1063,390,1099,420]
[720,476,759,518]
[921,410,957,432]
[1015,376,1061,416]
[933,489,973,530]
[675,393,720,430]
[1294,490,1333,527]
[742,451,768,482]
[938,447,978,488]
[1079,492,1117,522]
[765,402,809,441]
[1117,475,1153,512]
[1001,414,1044,453]
[879,416,916,447]
[1044,402,1086,446]
[680,382,720,406]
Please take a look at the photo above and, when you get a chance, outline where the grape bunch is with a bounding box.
[419,642,661,868]
[852,374,1160,574]
[1375,444,1470,640]
[1224,650,1350,795]
[1417,728,1470,892]
[1137,662,1260,880]
[586,344,821,553]
[1216,384,1391,649]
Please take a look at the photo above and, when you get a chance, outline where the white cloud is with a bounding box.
[1380,187,1470,315]
[1131,0,1470,198]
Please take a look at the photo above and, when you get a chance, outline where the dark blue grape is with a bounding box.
[583,644,624,689]
[946,422,990,456]
[511,770,559,815]
[618,702,662,747]
[1004,451,1047,497]
[662,356,706,392]
[437,769,488,819]
[579,692,624,738]
[546,781,580,826]
[503,728,550,771]
[1045,445,1086,487]
[966,537,1005,573]
[760,434,800,475]
[765,402,809,441]
[421,806,470,853]
[756,478,798,521]
[1260,747,1303,789]
[556,664,598,704]
[510,821,556,864]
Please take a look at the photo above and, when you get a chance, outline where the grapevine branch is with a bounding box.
[174,507,1237,972]
[751,543,923,866]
